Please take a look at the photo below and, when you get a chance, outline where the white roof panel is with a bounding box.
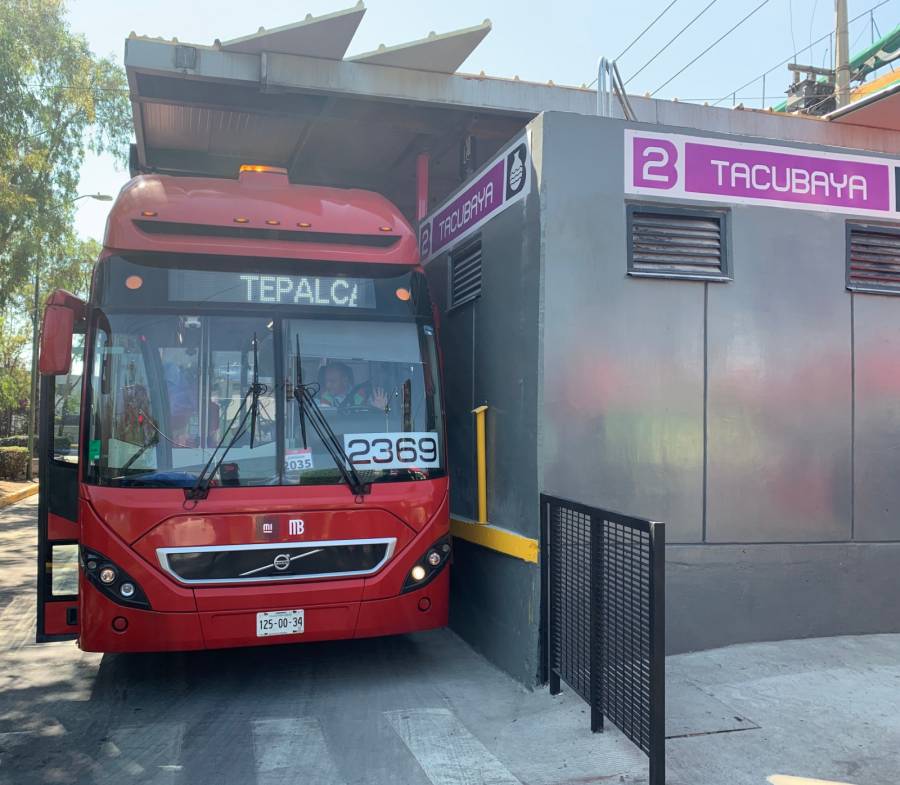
[220,3,365,59]
[347,21,491,74]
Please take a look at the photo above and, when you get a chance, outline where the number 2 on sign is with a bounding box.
[641,146,670,182]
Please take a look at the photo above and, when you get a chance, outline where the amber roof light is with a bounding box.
[239,164,288,175]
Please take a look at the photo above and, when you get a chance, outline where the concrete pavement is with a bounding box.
[1,495,898,784]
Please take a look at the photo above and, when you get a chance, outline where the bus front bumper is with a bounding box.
[77,569,449,653]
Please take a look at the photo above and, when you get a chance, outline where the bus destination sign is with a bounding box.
[169,270,376,308]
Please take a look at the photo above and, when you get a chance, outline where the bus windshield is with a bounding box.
[85,259,443,489]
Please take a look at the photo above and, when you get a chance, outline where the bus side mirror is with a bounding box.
[39,305,76,376]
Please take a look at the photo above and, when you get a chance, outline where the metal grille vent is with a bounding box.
[450,240,482,308]
[848,225,900,294]
[628,207,728,280]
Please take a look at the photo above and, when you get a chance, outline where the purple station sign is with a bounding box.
[420,136,530,263]
[625,130,898,217]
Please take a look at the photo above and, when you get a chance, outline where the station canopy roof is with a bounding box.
[827,75,900,132]
[124,3,594,219]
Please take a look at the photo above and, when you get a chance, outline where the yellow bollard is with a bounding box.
[472,405,488,524]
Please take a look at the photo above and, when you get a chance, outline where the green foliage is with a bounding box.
[0,314,31,428]
[0,447,29,479]
[0,0,128,438]
[0,436,30,447]
[0,435,71,451]
[0,0,131,305]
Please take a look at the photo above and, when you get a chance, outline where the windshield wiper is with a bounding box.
[119,413,160,474]
[186,333,266,501]
[292,335,369,496]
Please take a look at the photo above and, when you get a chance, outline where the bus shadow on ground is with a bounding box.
[89,633,430,702]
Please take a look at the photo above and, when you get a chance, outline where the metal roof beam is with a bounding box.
[262,52,594,115]
[125,36,261,84]
[125,36,594,117]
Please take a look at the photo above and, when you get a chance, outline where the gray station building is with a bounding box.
[125,6,900,686]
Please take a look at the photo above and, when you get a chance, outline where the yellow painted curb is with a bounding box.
[0,484,39,510]
[450,517,539,564]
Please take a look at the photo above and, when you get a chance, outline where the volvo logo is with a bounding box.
[238,547,325,578]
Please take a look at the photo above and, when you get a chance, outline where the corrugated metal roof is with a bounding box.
[347,21,492,74]
[219,3,365,58]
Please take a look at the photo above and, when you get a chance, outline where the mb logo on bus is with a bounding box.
[289,519,305,536]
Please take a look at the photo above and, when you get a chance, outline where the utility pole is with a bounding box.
[25,263,39,481]
[834,0,850,108]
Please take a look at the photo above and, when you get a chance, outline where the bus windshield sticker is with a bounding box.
[343,432,440,470]
[169,270,377,309]
[284,448,314,473]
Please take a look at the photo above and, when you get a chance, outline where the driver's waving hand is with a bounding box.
[318,361,388,410]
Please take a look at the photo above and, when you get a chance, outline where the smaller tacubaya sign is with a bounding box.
[625,129,899,218]
[420,135,530,263]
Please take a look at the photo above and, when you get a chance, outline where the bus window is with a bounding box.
[86,313,277,487]
[283,318,444,485]
[49,543,79,596]
[52,333,84,464]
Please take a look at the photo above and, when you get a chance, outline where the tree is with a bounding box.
[0,0,130,440]
[0,314,31,436]
[0,0,131,306]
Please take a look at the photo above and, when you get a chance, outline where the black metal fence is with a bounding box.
[541,494,666,785]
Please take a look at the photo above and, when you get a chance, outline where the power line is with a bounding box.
[651,0,773,96]
[789,0,798,57]
[624,0,722,86]
[615,0,683,61]
[714,0,892,104]
[808,0,820,51]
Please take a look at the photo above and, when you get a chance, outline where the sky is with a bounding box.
[66,0,900,242]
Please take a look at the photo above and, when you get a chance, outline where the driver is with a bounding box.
[319,361,388,410]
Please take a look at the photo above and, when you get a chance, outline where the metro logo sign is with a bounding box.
[625,129,899,218]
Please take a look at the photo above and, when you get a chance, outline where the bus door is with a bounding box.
[36,293,86,641]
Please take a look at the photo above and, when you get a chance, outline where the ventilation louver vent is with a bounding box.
[848,225,900,294]
[450,240,482,308]
[628,206,729,281]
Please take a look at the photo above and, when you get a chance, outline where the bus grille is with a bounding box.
[156,538,396,585]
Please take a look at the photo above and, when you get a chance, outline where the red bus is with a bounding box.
[35,165,449,651]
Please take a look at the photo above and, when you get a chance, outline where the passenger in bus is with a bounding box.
[319,361,388,410]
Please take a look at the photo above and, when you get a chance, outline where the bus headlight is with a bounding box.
[402,536,451,593]
[81,547,152,610]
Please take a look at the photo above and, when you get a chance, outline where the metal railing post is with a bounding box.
[472,405,488,523]
[542,494,560,694]
[590,512,604,732]
[597,57,611,117]
[649,521,666,785]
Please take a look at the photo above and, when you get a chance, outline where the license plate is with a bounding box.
[256,609,304,637]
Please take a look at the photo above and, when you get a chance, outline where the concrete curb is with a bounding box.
[0,484,39,510]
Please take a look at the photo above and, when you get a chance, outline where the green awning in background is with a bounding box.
[772,24,900,112]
